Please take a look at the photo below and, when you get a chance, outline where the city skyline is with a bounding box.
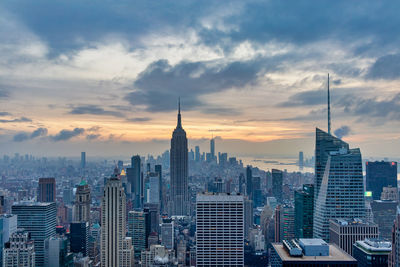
[1,1,400,158]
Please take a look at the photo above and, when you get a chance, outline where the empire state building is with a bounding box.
[169,100,189,216]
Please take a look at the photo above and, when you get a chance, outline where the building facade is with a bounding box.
[353,239,391,267]
[74,180,91,223]
[38,178,56,202]
[294,184,314,238]
[272,169,283,204]
[366,161,397,200]
[196,193,244,267]
[3,230,35,267]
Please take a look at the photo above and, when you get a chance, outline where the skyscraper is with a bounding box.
[38,178,56,202]
[294,184,314,238]
[272,169,283,204]
[246,166,253,198]
[74,180,91,223]
[44,236,73,267]
[371,200,398,240]
[313,128,366,242]
[161,218,174,250]
[195,146,200,162]
[12,202,56,267]
[80,152,86,170]
[155,164,163,211]
[196,193,244,267]
[169,99,189,216]
[127,155,142,209]
[366,161,398,200]
[128,209,150,258]
[70,221,89,256]
[299,151,304,170]
[210,137,215,160]
[101,174,134,267]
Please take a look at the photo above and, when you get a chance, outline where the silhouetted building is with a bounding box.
[366,161,397,200]
[80,152,86,170]
[169,100,189,216]
[272,169,283,204]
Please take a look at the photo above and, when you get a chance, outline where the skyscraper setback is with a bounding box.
[313,128,366,242]
[169,100,189,216]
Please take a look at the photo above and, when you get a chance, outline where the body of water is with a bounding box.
[239,156,314,173]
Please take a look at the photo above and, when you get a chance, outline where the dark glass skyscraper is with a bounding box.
[127,155,142,209]
[169,101,189,216]
[366,161,398,200]
[294,184,314,238]
[246,166,252,198]
[272,169,283,204]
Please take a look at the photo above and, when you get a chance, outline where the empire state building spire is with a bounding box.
[177,97,182,128]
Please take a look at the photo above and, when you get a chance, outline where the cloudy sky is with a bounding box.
[1,0,400,158]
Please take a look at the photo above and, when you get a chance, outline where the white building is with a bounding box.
[141,245,175,267]
[101,174,134,267]
[3,230,35,267]
[196,193,244,267]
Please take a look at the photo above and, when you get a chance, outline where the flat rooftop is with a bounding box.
[272,243,356,262]
[299,238,327,246]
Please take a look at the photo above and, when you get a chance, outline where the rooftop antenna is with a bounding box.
[177,97,182,128]
[327,73,331,134]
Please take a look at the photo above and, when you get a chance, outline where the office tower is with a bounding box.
[146,172,160,204]
[238,173,245,194]
[169,100,189,216]
[62,187,73,205]
[366,161,398,200]
[70,221,89,256]
[144,203,160,234]
[281,205,295,241]
[210,138,215,160]
[381,186,399,201]
[353,239,391,267]
[244,198,254,239]
[219,152,228,166]
[299,151,304,170]
[140,245,175,267]
[155,164,163,212]
[101,175,134,267]
[371,200,398,240]
[189,149,195,161]
[246,166,253,198]
[44,236,73,267]
[127,155,142,209]
[38,178,56,202]
[196,193,244,267]
[313,128,366,242]
[329,219,379,255]
[12,202,56,267]
[195,146,200,162]
[270,238,357,267]
[390,210,400,267]
[80,152,86,170]
[118,160,124,172]
[3,230,35,267]
[272,169,283,204]
[161,218,174,250]
[128,210,150,258]
[74,180,91,223]
[274,205,282,242]
[294,184,314,238]
[252,176,262,207]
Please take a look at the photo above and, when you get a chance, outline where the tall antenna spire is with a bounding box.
[327,73,331,134]
[177,97,182,128]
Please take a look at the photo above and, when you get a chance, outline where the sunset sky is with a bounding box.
[1,1,400,158]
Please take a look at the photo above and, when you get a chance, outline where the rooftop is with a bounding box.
[272,243,356,262]
[299,238,328,246]
[354,239,391,254]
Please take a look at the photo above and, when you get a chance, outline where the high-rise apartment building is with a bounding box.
[329,218,379,255]
[366,161,397,200]
[38,178,56,202]
[74,180,91,223]
[101,175,134,267]
[196,193,244,267]
[294,184,314,238]
[169,100,189,216]
[127,155,142,209]
[3,230,35,267]
[313,128,366,242]
[12,202,56,267]
[272,169,283,204]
